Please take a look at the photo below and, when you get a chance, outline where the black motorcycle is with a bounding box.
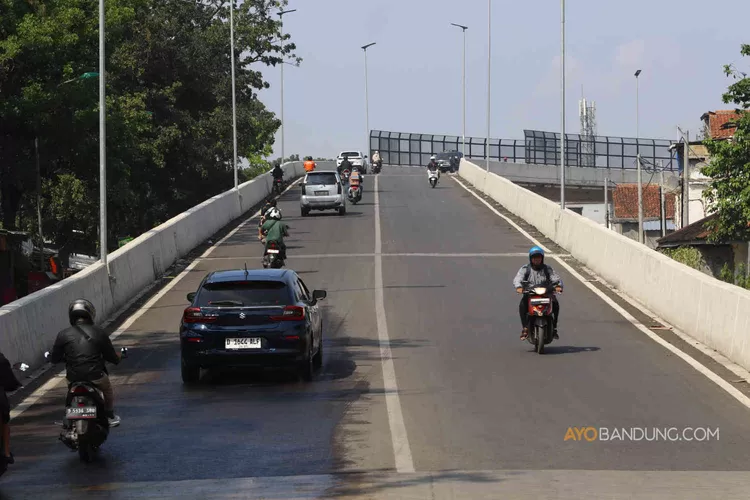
[273,177,284,195]
[262,241,285,268]
[46,347,128,462]
[373,160,382,174]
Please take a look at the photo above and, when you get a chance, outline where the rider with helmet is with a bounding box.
[303,156,316,172]
[427,155,440,179]
[258,199,278,241]
[48,299,122,426]
[349,166,363,193]
[513,246,563,340]
[372,151,382,169]
[261,207,289,259]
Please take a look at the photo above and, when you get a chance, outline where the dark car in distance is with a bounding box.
[180,269,327,383]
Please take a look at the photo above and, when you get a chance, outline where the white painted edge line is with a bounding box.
[200,252,570,260]
[451,175,750,411]
[10,178,303,421]
[374,174,415,473]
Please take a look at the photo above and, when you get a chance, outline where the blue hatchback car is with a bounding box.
[180,269,327,383]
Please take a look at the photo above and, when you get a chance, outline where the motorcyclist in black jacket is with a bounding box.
[272,164,284,182]
[48,299,122,427]
[338,157,352,177]
[0,351,20,464]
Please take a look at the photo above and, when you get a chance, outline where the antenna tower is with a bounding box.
[579,94,597,167]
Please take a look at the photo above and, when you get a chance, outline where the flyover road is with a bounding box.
[3,167,750,499]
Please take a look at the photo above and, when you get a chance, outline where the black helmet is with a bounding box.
[69,299,96,326]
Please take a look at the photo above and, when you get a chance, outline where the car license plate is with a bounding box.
[66,406,97,419]
[314,191,328,195]
[226,338,261,350]
[266,249,279,254]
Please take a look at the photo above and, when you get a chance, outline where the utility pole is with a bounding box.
[604,177,609,229]
[635,69,643,244]
[560,0,566,208]
[35,137,44,270]
[660,171,666,237]
[677,127,690,228]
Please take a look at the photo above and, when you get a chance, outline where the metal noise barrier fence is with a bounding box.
[370,129,677,171]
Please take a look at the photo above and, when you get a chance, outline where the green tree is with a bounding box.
[702,44,750,242]
[0,0,297,255]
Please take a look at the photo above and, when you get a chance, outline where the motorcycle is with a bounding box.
[428,167,439,188]
[47,347,128,462]
[347,183,362,204]
[341,169,351,184]
[262,241,285,269]
[373,160,382,174]
[273,177,284,195]
[521,281,557,354]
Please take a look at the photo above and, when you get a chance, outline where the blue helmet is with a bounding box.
[528,246,544,261]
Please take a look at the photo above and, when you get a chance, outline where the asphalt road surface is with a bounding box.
[3,167,750,499]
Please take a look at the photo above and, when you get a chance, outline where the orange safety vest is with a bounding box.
[304,160,316,172]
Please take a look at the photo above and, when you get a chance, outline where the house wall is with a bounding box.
[615,222,673,249]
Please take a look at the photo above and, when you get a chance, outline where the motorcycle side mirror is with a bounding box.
[13,362,29,372]
[187,292,196,303]
[44,351,51,361]
[121,347,129,358]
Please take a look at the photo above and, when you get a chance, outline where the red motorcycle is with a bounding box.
[522,281,559,354]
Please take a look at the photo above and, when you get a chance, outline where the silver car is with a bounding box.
[300,171,346,216]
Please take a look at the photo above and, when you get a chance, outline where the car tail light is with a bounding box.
[337,183,342,194]
[183,307,217,324]
[271,306,305,321]
[283,335,300,341]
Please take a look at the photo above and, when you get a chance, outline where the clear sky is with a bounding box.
[256,0,750,160]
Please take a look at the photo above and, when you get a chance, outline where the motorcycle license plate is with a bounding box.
[226,338,261,350]
[266,249,280,254]
[66,406,97,419]
[530,298,550,304]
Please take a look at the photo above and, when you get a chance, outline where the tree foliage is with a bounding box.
[702,44,750,243]
[0,0,296,258]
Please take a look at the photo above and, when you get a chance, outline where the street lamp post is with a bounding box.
[486,0,491,171]
[99,0,107,264]
[451,23,468,157]
[560,0,566,209]
[278,9,297,166]
[229,0,238,190]
[635,69,643,244]
[362,42,376,159]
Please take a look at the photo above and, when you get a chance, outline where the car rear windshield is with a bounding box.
[306,173,338,185]
[437,153,451,160]
[341,152,360,157]
[197,280,291,306]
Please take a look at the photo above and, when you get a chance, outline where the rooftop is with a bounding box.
[700,110,746,140]
[612,184,676,221]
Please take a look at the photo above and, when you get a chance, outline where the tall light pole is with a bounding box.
[229,0,238,189]
[278,8,296,165]
[635,69,643,244]
[362,42,376,158]
[486,0,491,171]
[99,0,107,264]
[451,23,468,157]
[560,0,566,209]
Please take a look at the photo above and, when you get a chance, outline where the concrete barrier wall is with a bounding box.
[485,160,679,188]
[0,161,330,369]
[459,159,750,372]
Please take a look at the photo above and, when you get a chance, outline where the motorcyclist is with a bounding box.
[303,156,316,172]
[338,156,352,178]
[261,207,289,260]
[372,151,382,168]
[513,246,562,341]
[349,167,363,195]
[427,155,440,179]
[48,299,122,427]
[0,350,20,464]
[272,164,284,184]
[258,198,278,241]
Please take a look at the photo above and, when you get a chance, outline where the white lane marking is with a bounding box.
[452,175,750,411]
[374,174,415,473]
[200,252,570,260]
[10,179,303,421]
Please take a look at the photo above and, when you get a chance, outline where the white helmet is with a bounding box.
[266,207,282,220]
[430,155,436,161]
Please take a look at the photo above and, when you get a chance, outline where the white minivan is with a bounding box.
[300,171,346,216]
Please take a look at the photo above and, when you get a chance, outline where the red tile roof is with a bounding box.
[700,110,744,139]
[612,184,676,220]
